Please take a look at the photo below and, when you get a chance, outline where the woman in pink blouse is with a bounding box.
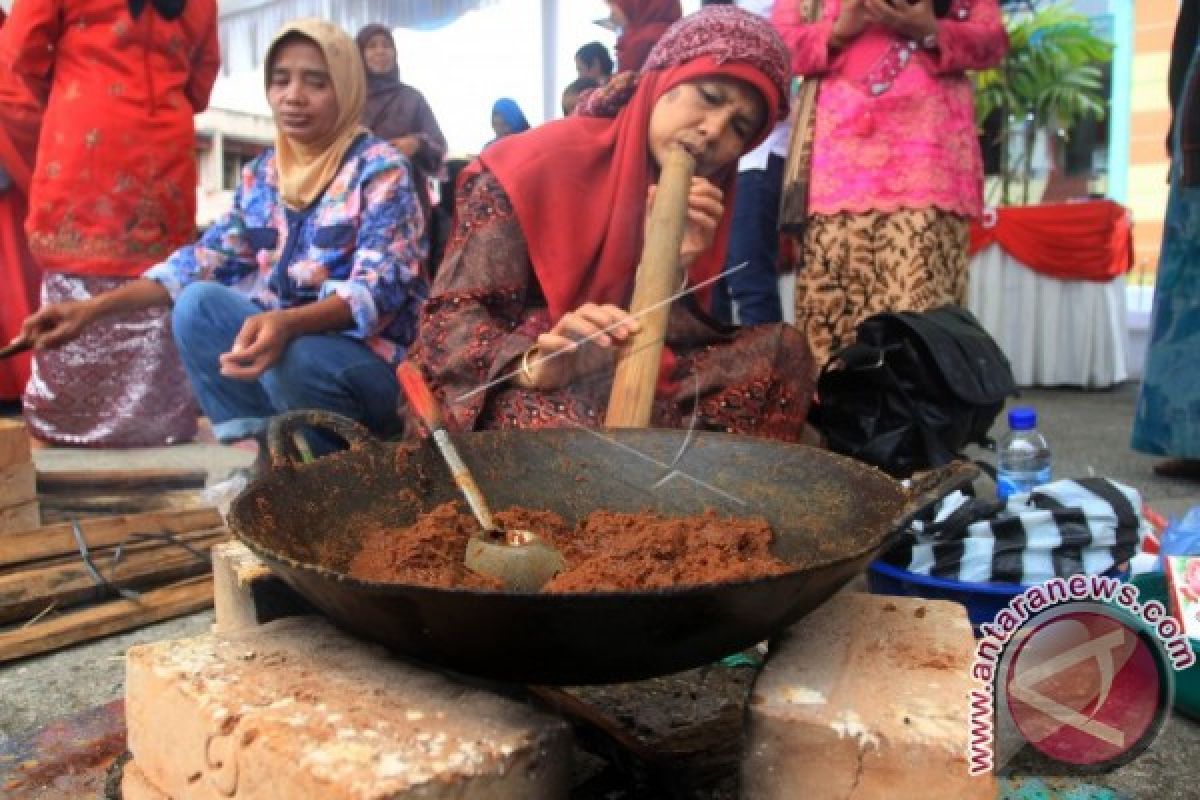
[773,0,1006,370]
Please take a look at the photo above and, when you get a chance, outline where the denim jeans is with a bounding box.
[171,282,401,449]
[712,154,785,326]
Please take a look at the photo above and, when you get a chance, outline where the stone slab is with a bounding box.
[742,592,996,800]
[126,616,572,799]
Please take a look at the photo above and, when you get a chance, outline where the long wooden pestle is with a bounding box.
[605,147,697,428]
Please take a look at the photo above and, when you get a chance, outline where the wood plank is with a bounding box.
[0,528,226,625]
[37,488,206,519]
[37,468,209,493]
[0,419,31,470]
[0,500,39,535]
[0,507,222,569]
[0,524,226,577]
[0,575,213,663]
[0,461,37,510]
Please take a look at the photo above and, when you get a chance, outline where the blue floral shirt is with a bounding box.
[144,134,427,364]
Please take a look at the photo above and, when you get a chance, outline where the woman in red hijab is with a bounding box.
[0,8,40,404]
[408,6,814,440]
[609,0,682,73]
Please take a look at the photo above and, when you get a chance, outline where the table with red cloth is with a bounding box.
[966,200,1133,388]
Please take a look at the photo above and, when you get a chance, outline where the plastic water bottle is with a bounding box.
[996,406,1051,501]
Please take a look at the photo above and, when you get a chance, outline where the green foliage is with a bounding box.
[973,2,1114,204]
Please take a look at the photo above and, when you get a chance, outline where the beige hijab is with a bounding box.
[266,19,368,209]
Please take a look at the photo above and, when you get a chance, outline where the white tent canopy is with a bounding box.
[218,0,500,73]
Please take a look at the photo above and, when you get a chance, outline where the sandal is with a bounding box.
[1152,458,1200,479]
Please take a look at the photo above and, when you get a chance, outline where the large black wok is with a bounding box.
[229,411,970,684]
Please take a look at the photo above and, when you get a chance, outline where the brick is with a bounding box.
[0,461,37,510]
[121,759,171,800]
[0,418,30,469]
[126,616,572,799]
[0,499,40,534]
[742,593,995,800]
[211,540,310,632]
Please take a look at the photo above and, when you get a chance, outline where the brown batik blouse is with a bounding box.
[407,170,815,441]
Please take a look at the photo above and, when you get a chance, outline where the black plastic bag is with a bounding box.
[812,305,1017,477]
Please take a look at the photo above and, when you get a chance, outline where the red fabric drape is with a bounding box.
[0,9,40,401]
[968,200,1133,282]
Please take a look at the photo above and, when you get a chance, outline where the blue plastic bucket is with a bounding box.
[866,560,1029,632]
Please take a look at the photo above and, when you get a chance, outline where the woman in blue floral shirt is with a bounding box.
[12,18,427,449]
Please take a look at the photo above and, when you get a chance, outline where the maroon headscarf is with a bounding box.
[476,6,790,322]
[613,0,682,73]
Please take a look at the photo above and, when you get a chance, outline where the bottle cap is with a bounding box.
[1008,406,1037,431]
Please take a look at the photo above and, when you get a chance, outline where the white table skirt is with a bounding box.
[966,245,1129,389]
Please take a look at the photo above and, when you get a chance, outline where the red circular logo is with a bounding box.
[1004,608,1167,767]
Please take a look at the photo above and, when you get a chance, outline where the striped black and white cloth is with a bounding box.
[882,478,1148,585]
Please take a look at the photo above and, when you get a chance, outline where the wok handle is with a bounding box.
[266,410,376,468]
[887,460,981,536]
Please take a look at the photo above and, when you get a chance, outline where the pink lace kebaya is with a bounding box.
[772,0,1007,218]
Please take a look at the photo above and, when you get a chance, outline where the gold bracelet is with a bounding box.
[520,346,538,386]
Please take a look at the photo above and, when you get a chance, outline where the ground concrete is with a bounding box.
[1,383,1198,798]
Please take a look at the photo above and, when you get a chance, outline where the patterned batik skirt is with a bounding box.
[23,272,197,447]
[794,208,969,373]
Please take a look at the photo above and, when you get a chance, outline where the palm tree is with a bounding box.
[973,2,1114,205]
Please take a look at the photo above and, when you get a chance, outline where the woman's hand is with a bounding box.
[831,0,873,48]
[219,310,295,380]
[391,135,421,158]
[864,0,938,43]
[16,300,96,350]
[646,177,724,270]
[521,303,641,389]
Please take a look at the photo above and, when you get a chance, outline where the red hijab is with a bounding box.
[613,0,682,73]
[476,6,791,324]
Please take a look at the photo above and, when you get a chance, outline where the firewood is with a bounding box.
[0,575,213,663]
[36,468,208,493]
[0,418,31,469]
[0,528,227,625]
[0,508,222,569]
